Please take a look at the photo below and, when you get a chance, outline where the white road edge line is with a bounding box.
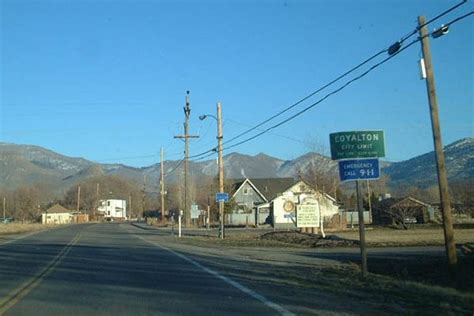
[0,230,43,246]
[134,234,295,316]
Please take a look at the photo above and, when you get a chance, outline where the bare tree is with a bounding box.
[384,204,421,230]
[62,175,142,216]
[297,140,338,197]
[12,186,41,222]
[449,179,474,217]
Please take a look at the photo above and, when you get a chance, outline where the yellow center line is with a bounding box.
[0,233,81,315]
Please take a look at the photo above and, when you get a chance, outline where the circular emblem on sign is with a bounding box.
[283,200,295,212]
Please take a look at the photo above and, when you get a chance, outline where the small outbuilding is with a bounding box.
[372,196,434,227]
[42,204,72,224]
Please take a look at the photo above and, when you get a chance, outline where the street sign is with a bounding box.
[215,192,229,202]
[329,131,385,160]
[338,158,380,181]
[191,204,200,219]
[296,204,320,228]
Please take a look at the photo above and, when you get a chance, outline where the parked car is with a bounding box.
[404,217,417,224]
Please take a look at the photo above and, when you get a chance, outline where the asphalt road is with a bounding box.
[0,223,291,316]
[0,223,471,315]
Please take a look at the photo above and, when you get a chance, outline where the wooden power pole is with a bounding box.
[160,147,165,220]
[356,180,368,277]
[217,102,225,239]
[418,16,457,267]
[142,175,147,219]
[174,91,199,227]
[96,183,100,218]
[76,186,81,213]
[128,194,132,220]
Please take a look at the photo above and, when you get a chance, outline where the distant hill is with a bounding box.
[383,138,474,188]
[0,143,141,194]
[1,138,472,193]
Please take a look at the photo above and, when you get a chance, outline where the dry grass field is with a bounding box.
[167,225,474,248]
[0,223,54,236]
[334,226,474,247]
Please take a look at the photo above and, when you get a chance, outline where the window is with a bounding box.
[107,201,111,206]
[243,188,248,195]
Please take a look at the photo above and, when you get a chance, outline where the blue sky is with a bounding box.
[1,0,473,167]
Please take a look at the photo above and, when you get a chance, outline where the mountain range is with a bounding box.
[0,138,472,194]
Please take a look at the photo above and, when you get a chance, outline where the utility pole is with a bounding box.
[160,147,165,221]
[2,197,6,220]
[128,194,132,220]
[174,91,199,227]
[418,16,457,267]
[142,175,147,220]
[217,102,225,239]
[367,180,372,223]
[206,196,210,230]
[96,183,100,219]
[76,186,81,213]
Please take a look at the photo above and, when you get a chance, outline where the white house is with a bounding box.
[98,199,127,220]
[265,180,339,229]
[42,204,72,224]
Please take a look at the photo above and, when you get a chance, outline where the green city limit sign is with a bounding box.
[330,131,385,160]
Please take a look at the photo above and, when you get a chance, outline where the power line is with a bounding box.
[221,10,473,152]
[164,159,185,178]
[186,48,387,160]
[190,118,306,162]
[444,10,473,27]
[223,51,388,146]
[192,151,216,162]
[223,1,469,148]
[223,39,421,152]
[399,0,467,43]
[184,4,472,161]
[420,1,468,31]
[225,118,307,145]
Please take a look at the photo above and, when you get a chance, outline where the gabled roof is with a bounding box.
[230,178,295,202]
[232,178,268,202]
[373,196,431,211]
[274,180,337,203]
[390,197,431,209]
[251,178,295,201]
[46,204,71,214]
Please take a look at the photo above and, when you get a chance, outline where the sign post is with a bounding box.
[191,204,200,219]
[178,210,183,238]
[330,130,386,277]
